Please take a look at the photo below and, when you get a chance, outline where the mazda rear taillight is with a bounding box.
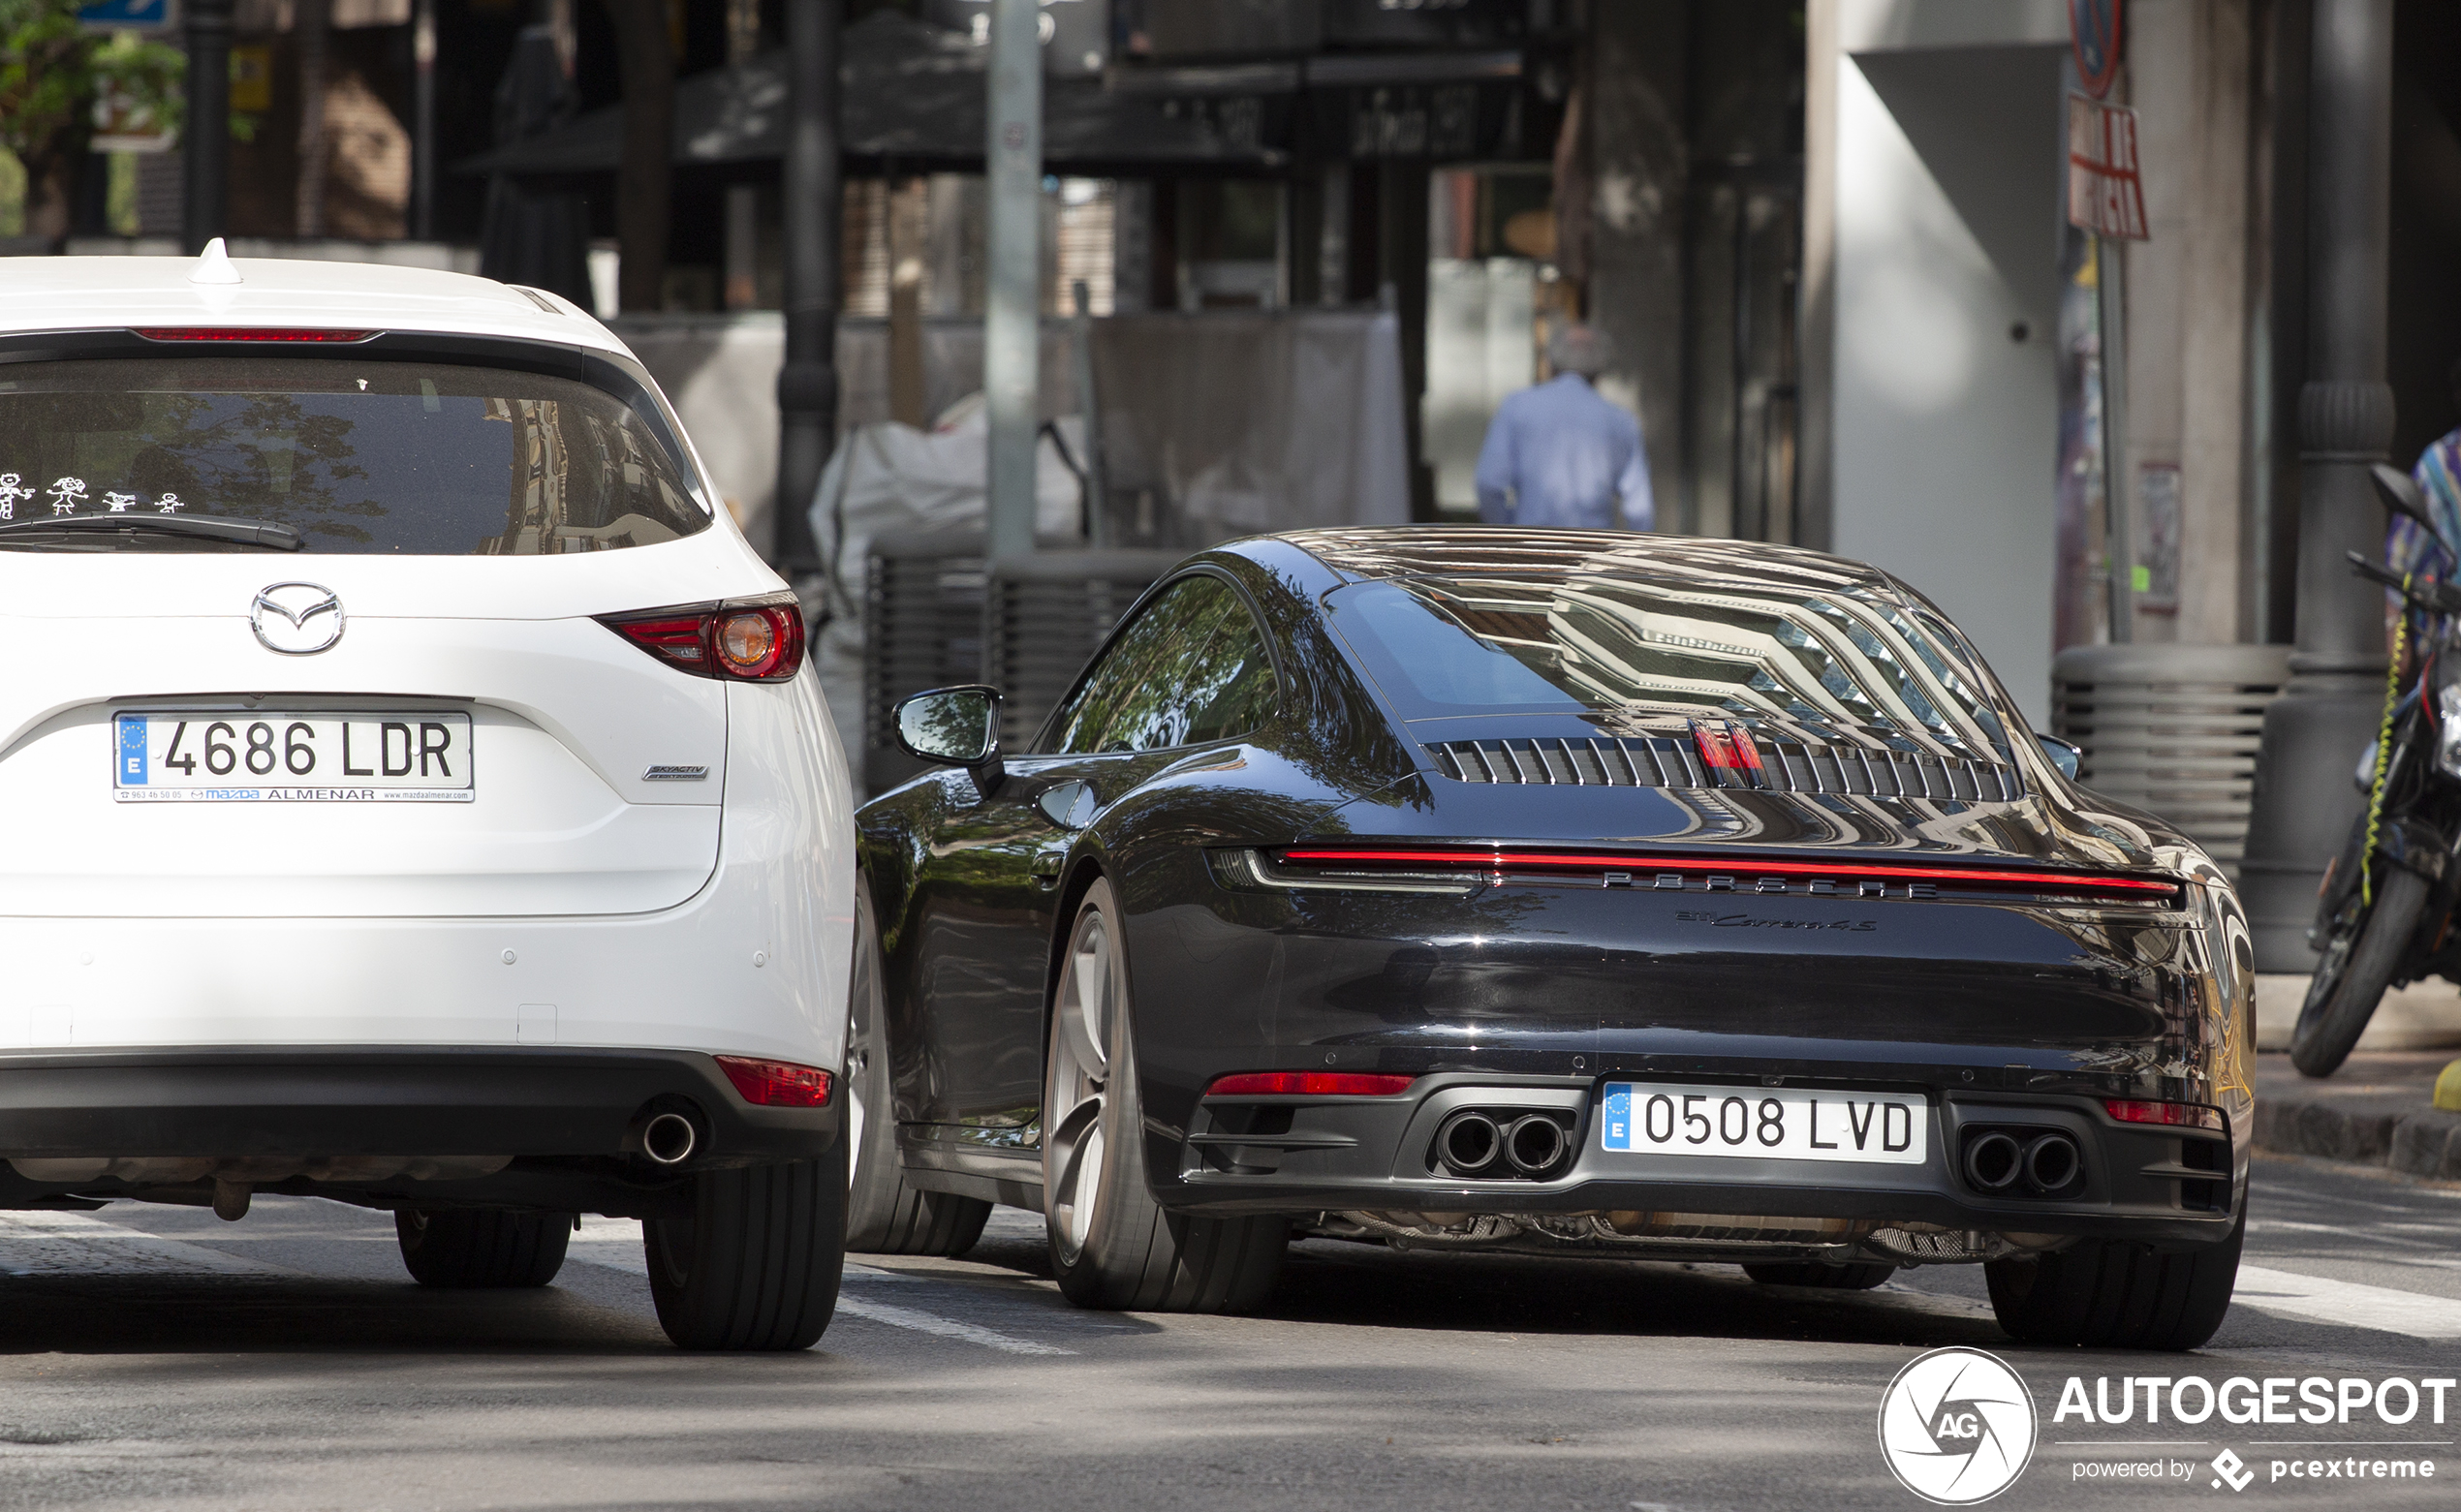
[600,596,805,682]
[132,326,376,343]
[1203,1071,1417,1097]
[2104,1099,2225,1131]
[715,1055,834,1107]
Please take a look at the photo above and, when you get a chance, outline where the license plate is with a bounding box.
[1599,1081,1928,1165]
[112,712,474,802]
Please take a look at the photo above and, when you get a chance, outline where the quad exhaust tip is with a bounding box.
[1435,1109,1571,1179]
[1503,1114,1568,1176]
[1436,1111,1501,1176]
[1963,1128,2082,1196]
[641,1111,699,1166]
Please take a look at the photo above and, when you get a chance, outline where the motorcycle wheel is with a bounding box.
[2290,865,2429,1078]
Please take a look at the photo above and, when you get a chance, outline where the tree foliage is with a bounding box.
[0,1,182,237]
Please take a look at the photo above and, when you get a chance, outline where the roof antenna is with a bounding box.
[189,238,243,286]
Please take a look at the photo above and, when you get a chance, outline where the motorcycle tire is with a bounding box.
[2290,865,2429,1078]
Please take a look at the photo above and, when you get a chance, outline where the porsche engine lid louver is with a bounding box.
[1425,734,2023,804]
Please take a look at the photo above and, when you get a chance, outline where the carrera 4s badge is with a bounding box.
[1676,911,1878,931]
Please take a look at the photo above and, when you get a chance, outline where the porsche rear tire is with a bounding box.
[644,1145,846,1350]
[1741,1261,1896,1290]
[395,1208,572,1288]
[846,879,991,1256]
[1983,1207,2242,1351]
[1044,878,1287,1312]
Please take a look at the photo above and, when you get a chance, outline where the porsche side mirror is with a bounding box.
[894,685,1006,795]
[2037,734,2082,782]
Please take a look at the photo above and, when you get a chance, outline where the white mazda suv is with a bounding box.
[0,247,854,1349]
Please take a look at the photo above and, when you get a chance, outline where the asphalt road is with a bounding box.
[1,1154,2457,1511]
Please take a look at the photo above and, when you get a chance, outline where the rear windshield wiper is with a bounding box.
[0,515,304,551]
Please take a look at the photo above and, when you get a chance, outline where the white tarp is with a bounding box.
[805,399,1085,765]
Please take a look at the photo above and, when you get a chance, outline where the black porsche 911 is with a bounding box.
[846,527,2251,1350]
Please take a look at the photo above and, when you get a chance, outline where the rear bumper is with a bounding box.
[1155,1073,2242,1250]
[0,1045,837,1167]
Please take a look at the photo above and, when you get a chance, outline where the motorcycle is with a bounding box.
[2290,464,2461,1076]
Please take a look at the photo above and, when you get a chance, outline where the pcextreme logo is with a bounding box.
[1878,1347,2040,1504]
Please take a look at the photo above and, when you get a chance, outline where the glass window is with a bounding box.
[0,357,710,554]
[1325,572,2011,759]
[1046,575,1278,754]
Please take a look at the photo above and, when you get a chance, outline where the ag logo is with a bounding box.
[1878,1346,2038,1504]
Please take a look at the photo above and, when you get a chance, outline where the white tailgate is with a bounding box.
[0,553,765,919]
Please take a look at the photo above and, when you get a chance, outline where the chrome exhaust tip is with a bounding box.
[1503,1114,1568,1177]
[1964,1130,2023,1191]
[1436,1111,1502,1176]
[2024,1132,2081,1193]
[641,1111,699,1166]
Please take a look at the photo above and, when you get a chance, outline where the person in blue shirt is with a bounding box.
[1474,324,1654,531]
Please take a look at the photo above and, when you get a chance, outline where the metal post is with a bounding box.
[181,0,234,254]
[773,0,840,576]
[412,0,436,241]
[984,0,1044,563]
[2099,233,2134,641]
[1071,279,1106,545]
[724,0,761,311]
[2239,0,2397,971]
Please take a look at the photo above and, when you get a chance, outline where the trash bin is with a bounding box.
[2050,643,2293,879]
[862,536,1179,795]
[862,530,989,796]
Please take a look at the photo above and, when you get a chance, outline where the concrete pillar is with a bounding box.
[2241,0,2396,971]
[1581,1,1689,530]
[2119,0,2254,643]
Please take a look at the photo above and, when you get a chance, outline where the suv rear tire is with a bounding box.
[644,1145,847,1350]
[1984,1208,2242,1350]
[395,1209,572,1288]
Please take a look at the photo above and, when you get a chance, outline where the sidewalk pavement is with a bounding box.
[2253,1048,2461,1180]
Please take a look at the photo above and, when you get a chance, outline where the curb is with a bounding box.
[2256,1097,2461,1180]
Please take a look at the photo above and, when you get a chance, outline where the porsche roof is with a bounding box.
[1279,526,1898,594]
[0,246,616,355]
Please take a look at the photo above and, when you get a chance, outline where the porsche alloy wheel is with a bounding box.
[1043,878,1287,1311]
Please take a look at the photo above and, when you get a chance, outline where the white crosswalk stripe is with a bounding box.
[2229,1264,2461,1341]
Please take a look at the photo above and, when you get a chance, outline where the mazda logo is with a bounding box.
[251,582,345,655]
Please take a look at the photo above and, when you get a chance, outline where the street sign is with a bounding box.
[76,0,176,31]
[2070,0,2123,100]
[2066,94,2147,240]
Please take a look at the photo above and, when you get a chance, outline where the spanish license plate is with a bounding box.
[1599,1081,1928,1165]
[112,712,474,802]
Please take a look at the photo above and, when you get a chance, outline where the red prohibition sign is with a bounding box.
[2071,0,2124,99]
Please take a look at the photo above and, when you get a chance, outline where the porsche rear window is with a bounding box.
[0,357,710,554]
[1325,573,2013,759]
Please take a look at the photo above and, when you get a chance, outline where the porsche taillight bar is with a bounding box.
[1275,848,2181,900]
